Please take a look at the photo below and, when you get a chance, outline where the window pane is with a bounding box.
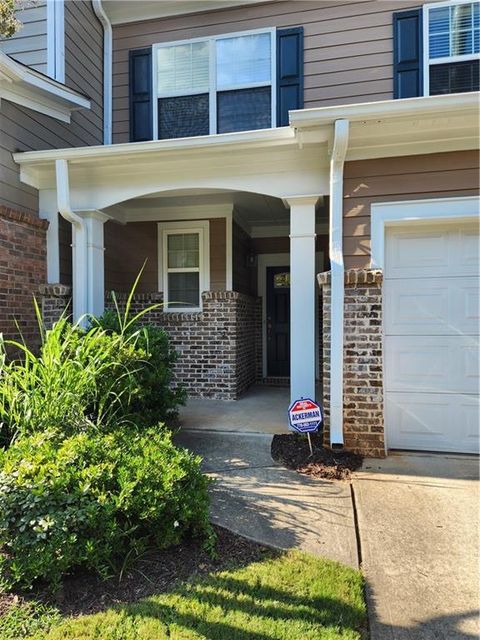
[430,6,450,33]
[430,32,450,58]
[168,233,199,268]
[168,272,200,308]
[430,59,479,94]
[217,87,271,134]
[158,94,209,139]
[451,3,472,31]
[216,33,271,88]
[157,42,209,95]
[451,30,473,56]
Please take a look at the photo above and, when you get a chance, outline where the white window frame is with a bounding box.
[152,27,276,140]
[47,0,65,83]
[423,0,479,96]
[157,220,210,312]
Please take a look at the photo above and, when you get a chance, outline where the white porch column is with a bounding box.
[39,191,60,284]
[78,210,109,318]
[285,195,320,404]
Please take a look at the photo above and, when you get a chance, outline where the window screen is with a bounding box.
[430,58,479,93]
[216,33,271,88]
[217,87,271,133]
[158,94,209,139]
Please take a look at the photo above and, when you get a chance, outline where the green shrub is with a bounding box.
[0,314,143,447]
[96,309,186,425]
[0,427,213,590]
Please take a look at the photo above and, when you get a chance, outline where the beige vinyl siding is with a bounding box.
[112,0,420,142]
[343,150,480,270]
[209,218,227,291]
[0,2,48,73]
[0,1,104,214]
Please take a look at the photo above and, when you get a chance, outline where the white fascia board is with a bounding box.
[289,92,480,128]
[13,126,295,166]
[0,52,90,122]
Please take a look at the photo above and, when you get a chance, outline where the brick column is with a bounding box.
[40,284,71,328]
[318,269,385,458]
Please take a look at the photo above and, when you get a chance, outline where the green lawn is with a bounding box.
[0,551,367,640]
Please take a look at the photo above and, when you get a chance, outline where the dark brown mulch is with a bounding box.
[0,526,274,619]
[271,433,363,480]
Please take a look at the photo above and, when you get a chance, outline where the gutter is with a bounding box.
[92,0,112,144]
[55,159,87,323]
[329,119,349,446]
[289,92,479,128]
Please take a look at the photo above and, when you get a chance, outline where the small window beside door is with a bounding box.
[158,221,210,311]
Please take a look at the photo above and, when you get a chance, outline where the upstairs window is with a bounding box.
[153,29,275,139]
[424,0,479,95]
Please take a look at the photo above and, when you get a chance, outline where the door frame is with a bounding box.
[258,252,323,379]
[371,195,479,452]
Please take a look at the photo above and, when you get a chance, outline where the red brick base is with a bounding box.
[0,205,48,347]
[319,269,385,458]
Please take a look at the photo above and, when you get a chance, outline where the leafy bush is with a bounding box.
[96,309,186,425]
[0,311,143,447]
[0,427,213,590]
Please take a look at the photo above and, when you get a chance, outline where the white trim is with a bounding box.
[152,27,276,138]
[47,0,65,83]
[92,0,112,144]
[371,196,480,270]
[157,220,210,312]
[422,0,479,97]
[0,51,89,122]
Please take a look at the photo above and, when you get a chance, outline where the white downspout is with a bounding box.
[92,0,112,144]
[329,119,349,446]
[55,158,88,323]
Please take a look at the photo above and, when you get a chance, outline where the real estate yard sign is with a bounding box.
[288,398,323,455]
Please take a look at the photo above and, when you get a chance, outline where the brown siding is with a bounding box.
[209,218,226,291]
[343,150,480,269]
[0,1,103,215]
[112,0,420,142]
[104,218,227,293]
[233,222,254,296]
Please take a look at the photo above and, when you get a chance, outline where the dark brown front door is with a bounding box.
[266,266,290,377]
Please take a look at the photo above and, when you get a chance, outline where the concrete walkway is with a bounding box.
[174,429,358,568]
[353,453,480,640]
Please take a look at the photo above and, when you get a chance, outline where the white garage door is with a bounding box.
[384,221,479,453]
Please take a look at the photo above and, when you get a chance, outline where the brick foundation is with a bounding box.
[0,205,48,347]
[318,269,385,457]
[106,291,262,400]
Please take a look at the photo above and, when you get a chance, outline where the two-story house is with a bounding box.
[1,0,479,457]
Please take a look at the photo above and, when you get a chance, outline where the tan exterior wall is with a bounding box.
[343,150,480,270]
[111,0,420,143]
[103,218,227,294]
[0,1,103,215]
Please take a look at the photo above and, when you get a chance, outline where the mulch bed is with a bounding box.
[271,433,363,480]
[0,526,274,619]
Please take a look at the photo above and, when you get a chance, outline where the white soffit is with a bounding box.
[0,51,90,122]
[102,0,268,25]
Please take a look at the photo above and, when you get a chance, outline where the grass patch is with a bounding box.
[2,551,366,640]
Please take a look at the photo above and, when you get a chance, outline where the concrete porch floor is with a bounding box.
[179,384,293,434]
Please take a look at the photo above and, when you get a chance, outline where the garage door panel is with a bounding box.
[386,392,480,453]
[385,336,479,394]
[385,220,479,454]
[386,223,479,278]
[384,277,479,335]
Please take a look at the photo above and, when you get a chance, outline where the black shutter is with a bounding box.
[129,48,153,142]
[393,9,423,98]
[276,27,304,126]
